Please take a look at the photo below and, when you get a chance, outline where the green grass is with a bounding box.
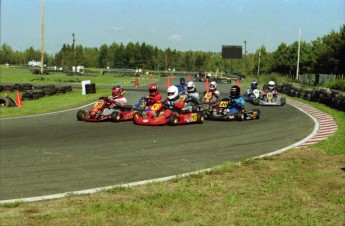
[0,65,158,86]
[0,89,109,118]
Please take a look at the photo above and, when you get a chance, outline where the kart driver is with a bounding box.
[228,85,245,114]
[263,81,278,97]
[142,84,163,118]
[203,81,220,101]
[245,80,262,100]
[175,77,187,95]
[162,85,185,117]
[186,81,200,104]
[109,85,127,108]
[145,83,162,106]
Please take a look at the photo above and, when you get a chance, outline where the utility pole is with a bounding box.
[244,41,247,77]
[296,28,301,81]
[72,33,76,68]
[40,0,45,74]
[257,46,261,77]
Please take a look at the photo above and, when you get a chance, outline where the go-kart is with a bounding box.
[244,89,261,105]
[256,91,286,106]
[133,100,204,126]
[201,91,219,115]
[206,98,260,121]
[77,97,134,122]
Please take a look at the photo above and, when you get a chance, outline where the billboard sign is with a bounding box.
[222,45,242,59]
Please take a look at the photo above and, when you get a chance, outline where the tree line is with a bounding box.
[1,25,344,76]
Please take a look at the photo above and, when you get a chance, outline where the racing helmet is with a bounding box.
[230,85,241,98]
[149,83,159,96]
[187,81,196,93]
[167,85,179,100]
[268,81,275,90]
[209,81,217,91]
[251,80,258,89]
[112,85,124,98]
[180,77,186,85]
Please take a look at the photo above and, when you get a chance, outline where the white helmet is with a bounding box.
[268,81,275,90]
[167,85,179,100]
[187,81,195,93]
[209,81,217,91]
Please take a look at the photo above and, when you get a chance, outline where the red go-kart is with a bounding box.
[77,97,134,122]
[133,100,204,126]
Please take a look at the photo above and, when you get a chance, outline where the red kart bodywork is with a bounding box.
[77,98,134,122]
[133,101,204,126]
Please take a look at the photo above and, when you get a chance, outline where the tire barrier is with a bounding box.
[277,83,345,111]
[85,83,96,94]
[0,83,73,103]
[0,96,17,107]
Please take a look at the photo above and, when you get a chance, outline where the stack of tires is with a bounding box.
[85,83,96,94]
[278,83,344,111]
[0,83,72,101]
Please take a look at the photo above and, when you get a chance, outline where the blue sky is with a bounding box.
[1,0,344,55]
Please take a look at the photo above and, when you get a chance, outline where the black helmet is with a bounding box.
[251,80,258,89]
[180,77,185,84]
[230,85,240,98]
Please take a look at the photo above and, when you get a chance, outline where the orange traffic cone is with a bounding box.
[166,76,171,88]
[16,90,22,107]
[187,74,191,80]
[236,79,240,87]
[135,76,139,87]
[205,78,209,90]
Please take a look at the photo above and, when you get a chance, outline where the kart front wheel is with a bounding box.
[111,112,121,122]
[197,112,204,124]
[168,115,178,126]
[280,97,286,106]
[77,110,87,121]
[252,98,260,105]
[235,112,244,121]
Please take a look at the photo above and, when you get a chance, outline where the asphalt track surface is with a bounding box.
[0,78,314,201]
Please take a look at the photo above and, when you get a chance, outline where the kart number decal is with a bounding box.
[267,93,273,100]
[94,102,104,108]
[191,113,197,122]
[253,89,260,96]
[219,101,228,108]
[140,101,146,108]
[151,103,162,111]
[204,93,212,99]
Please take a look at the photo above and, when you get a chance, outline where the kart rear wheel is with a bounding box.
[111,112,121,122]
[197,112,204,124]
[168,115,178,126]
[77,110,87,121]
[280,97,286,106]
[253,109,260,120]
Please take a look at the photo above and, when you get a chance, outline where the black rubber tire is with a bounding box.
[252,98,260,105]
[168,115,178,126]
[197,112,204,124]
[77,110,87,121]
[280,97,286,106]
[0,97,9,107]
[253,109,260,120]
[235,112,244,121]
[111,112,121,122]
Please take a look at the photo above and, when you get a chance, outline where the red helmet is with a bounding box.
[149,83,159,96]
[112,85,123,98]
